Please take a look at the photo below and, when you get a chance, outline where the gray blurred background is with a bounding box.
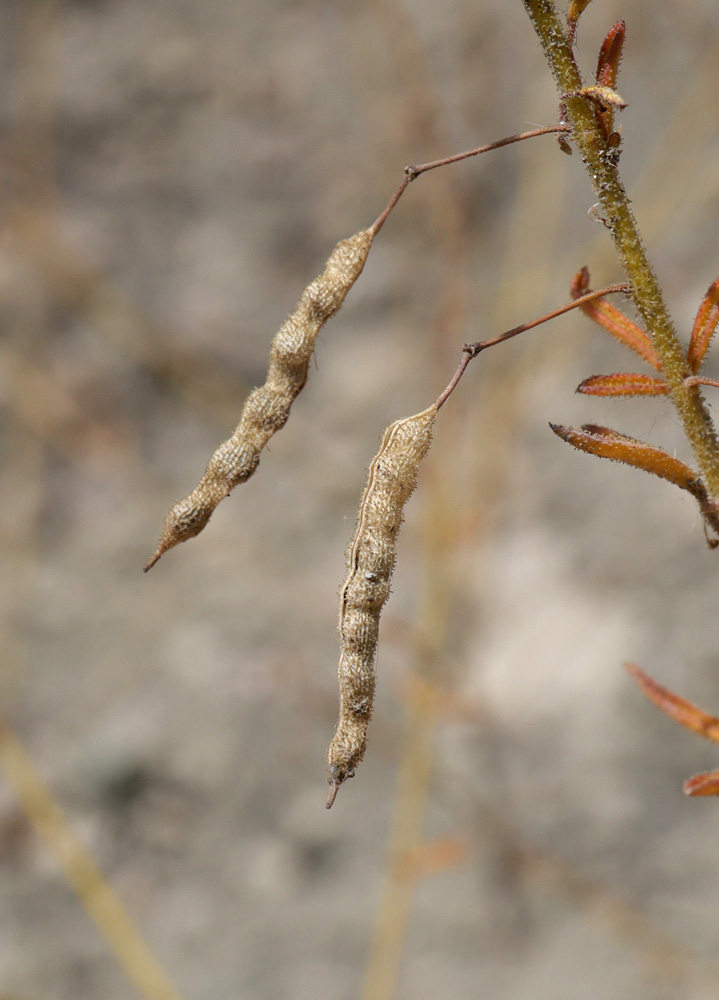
[3,1,719,998]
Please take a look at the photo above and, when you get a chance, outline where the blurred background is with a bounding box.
[3,1,719,998]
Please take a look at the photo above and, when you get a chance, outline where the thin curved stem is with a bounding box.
[370,124,570,235]
[434,283,629,411]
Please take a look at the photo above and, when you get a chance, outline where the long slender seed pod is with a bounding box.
[145,229,375,570]
[326,403,438,808]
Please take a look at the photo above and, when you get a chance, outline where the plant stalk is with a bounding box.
[523,0,719,501]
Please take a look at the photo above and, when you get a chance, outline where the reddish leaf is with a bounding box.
[687,277,719,373]
[550,423,698,492]
[580,423,623,438]
[596,21,625,89]
[628,665,719,798]
[627,663,719,744]
[684,771,719,797]
[570,266,591,298]
[570,269,660,370]
[577,373,668,397]
[594,23,625,137]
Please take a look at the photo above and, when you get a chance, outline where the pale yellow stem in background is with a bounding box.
[0,722,186,1000]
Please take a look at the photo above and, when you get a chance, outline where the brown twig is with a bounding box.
[370,176,411,236]
[432,283,630,412]
[434,351,472,411]
[465,284,630,356]
[405,124,570,180]
[370,124,571,235]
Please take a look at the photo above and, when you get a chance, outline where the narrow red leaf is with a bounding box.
[596,21,625,89]
[628,665,719,798]
[687,277,719,373]
[570,269,660,370]
[684,771,719,796]
[594,22,625,137]
[580,423,623,438]
[571,266,591,299]
[627,663,719,744]
[550,423,698,491]
[577,373,668,397]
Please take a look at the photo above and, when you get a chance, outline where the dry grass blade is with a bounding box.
[571,267,661,370]
[576,372,668,397]
[0,720,186,1000]
[146,229,374,571]
[687,276,719,373]
[359,678,437,1000]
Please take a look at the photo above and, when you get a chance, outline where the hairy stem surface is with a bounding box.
[523,0,719,500]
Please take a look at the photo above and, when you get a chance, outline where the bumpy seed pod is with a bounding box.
[145,228,375,571]
[326,403,437,808]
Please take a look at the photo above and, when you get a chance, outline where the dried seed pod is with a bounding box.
[326,403,437,807]
[145,229,374,570]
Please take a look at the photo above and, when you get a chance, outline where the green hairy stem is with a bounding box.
[523,0,719,501]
